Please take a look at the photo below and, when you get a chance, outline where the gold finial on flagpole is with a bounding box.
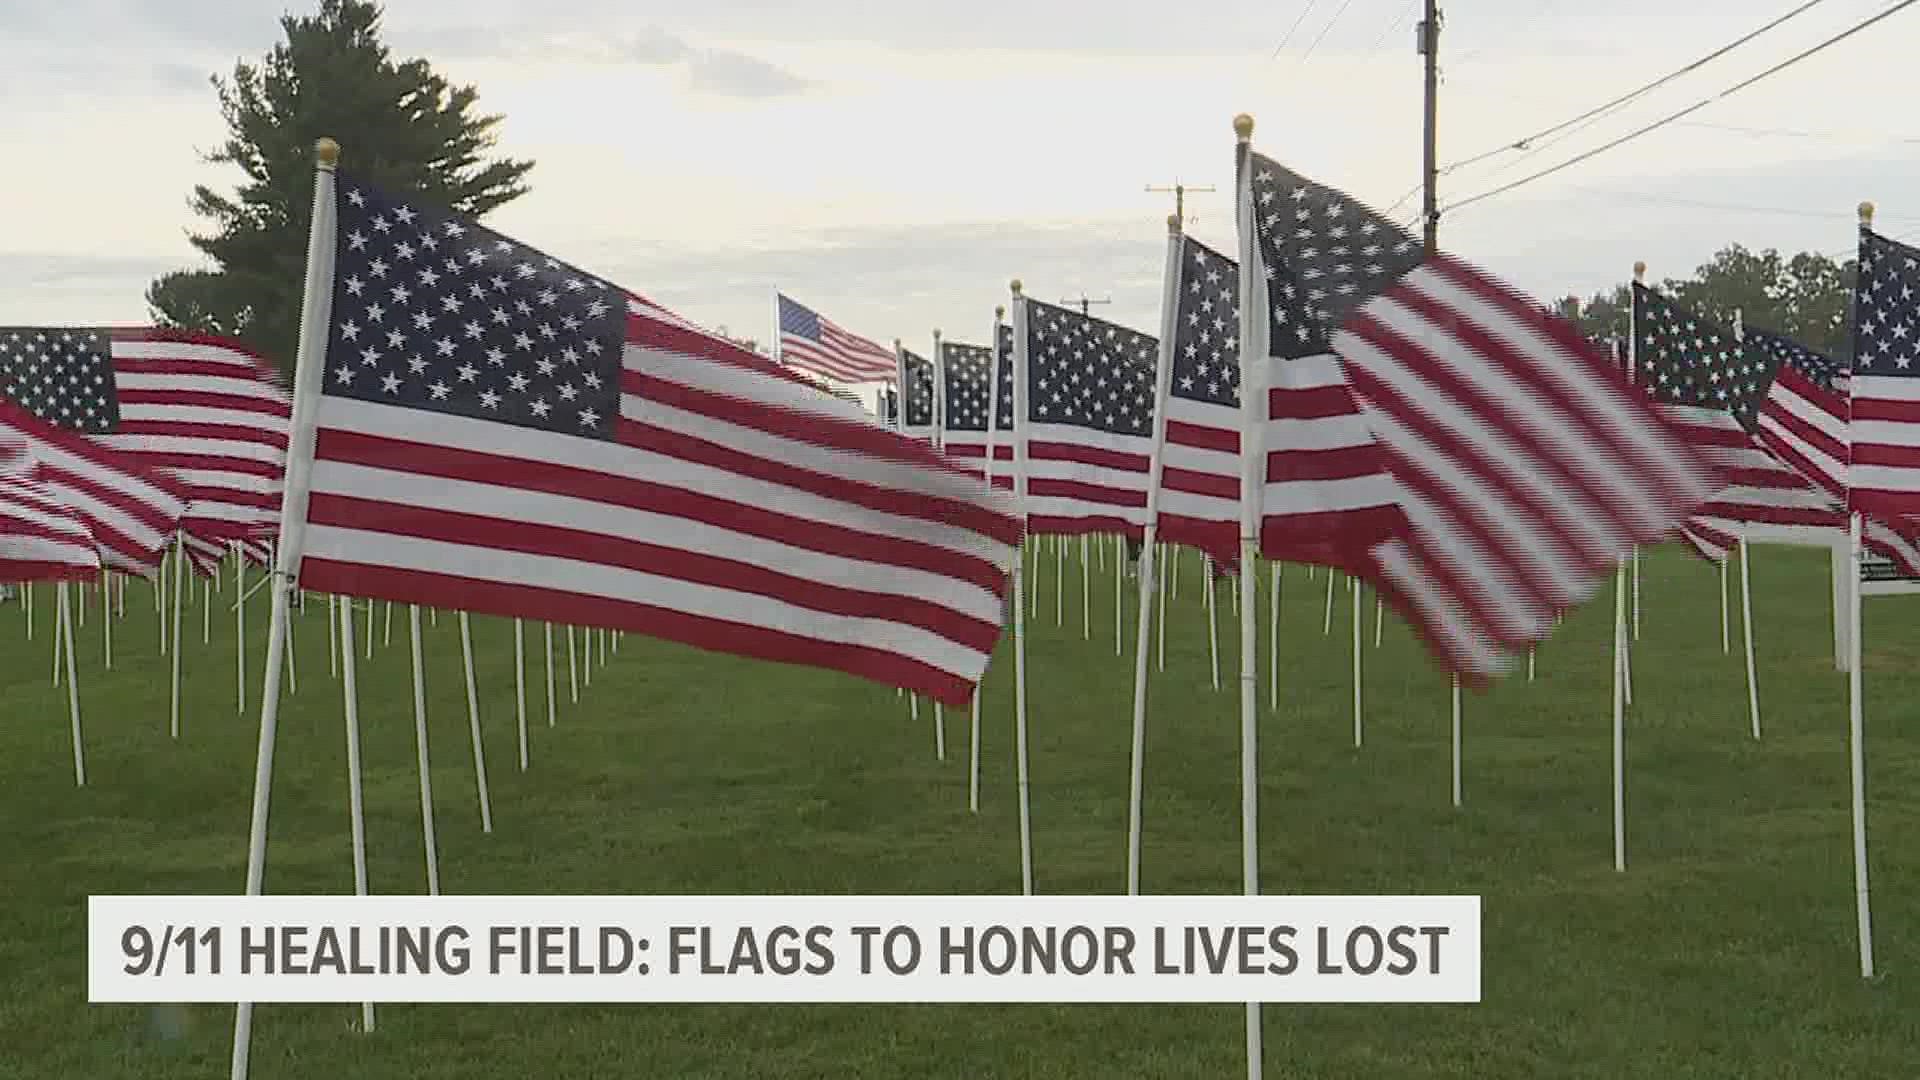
[1168,213,1182,235]
[1010,279,1023,296]
[995,305,1005,320]
[1233,114,1253,141]
[1860,201,1875,226]
[315,137,340,169]
[1633,260,1646,283]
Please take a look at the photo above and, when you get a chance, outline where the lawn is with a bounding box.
[1,540,1916,1078]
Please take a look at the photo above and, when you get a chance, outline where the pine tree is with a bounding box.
[148,0,533,370]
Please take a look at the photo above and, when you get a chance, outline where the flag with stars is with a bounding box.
[0,400,188,575]
[1153,235,1246,568]
[896,345,936,442]
[1240,144,1722,681]
[1014,297,1158,538]
[939,337,1006,486]
[1633,283,1854,561]
[299,175,1025,706]
[1848,228,1920,523]
[0,327,290,575]
[777,294,898,384]
[0,464,100,583]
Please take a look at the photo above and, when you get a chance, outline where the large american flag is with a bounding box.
[0,400,188,575]
[897,345,936,442]
[939,337,998,480]
[1152,235,1244,568]
[1848,228,1920,523]
[777,294,898,384]
[0,465,100,583]
[1014,296,1158,538]
[296,175,1024,705]
[0,327,290,574]
[1240,146,1722,680]
[1632,284,1848,561]
[1242,155,1411,575]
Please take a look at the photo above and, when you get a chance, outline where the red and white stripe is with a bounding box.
[0,401,188,575]
[1756,364,1920,574]
[91,329,290,558]
[942,433,1014,491]
[1851,376,1920,521]
[1153,388,1240,566]
[1333,256,1723,680]
[1022,421,1154,538]
[780,312,898,384]
[298,309,1024,706]
[0,466,100,583]
[1662,404,1848,562]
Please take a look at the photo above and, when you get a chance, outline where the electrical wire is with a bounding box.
[1673,119,1920,143]
[1366,0,1421,55]
[1299,0,1363,64]
[1440,0,1833,175]
[1445,0,1920,214]
[1271,0,1325,59]
[1562,185,1920,222]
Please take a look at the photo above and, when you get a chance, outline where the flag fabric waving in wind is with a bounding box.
[939,338,1000,480]
[1152,234,1246,568]
[1014,297,1159,538]
[1848,228,1920,523]
[294,175,1024,705]
[1630,284,1849,562]
[0,327,290,572]
[1238,143,1723,680]
[777,294,899,384]
[0,465,100,583]
[0,400,188,575]
[897,345,936,442]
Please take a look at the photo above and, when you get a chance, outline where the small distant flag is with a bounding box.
[777,294,898,384]
[897,345,936,442]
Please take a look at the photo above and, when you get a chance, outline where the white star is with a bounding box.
[479,389,502,409]
[381,373,402,394]
[456,363,479,383]
[530,398,552,418]
[407,356,428,375]
[429,381,451,401]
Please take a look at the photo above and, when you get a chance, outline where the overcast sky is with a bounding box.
[4,0,1918,374]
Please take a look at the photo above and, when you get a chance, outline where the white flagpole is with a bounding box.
[363,595,373,659]
[157,547,168,657]
[382,599,392,647]
[1114,534,1123,656]
[1268,562,1279,712]
[24,579,32,640]
[544,623,557,728]
[1233,114,1265,1080]
[1352,581,1362,748]
[60,581,84,786]
[1719,558,1730,653]
[79,577,86,629]
[335,596,374,1033]
[1739,539,1760,739]
[1010,281,1035,895]
[327,593,338,680]
[1126,214,1184,895]
[230,137,340,1080]
[458,612,494,832]
[234,544,245,715]
[1156,542,1167,672]
[1613,560,1628,873]
[101,569,111,670]
[203,574,212,644]
[1846,511,1873,977]
[1081,534,1090,640]
[1321,566,1335,635]
[1451,678,1462,807]
[53,578,64,685]
[514,619,528,771]
[1632,546,1642,640]
[1055,530,1064,626]
[567,625,579,702]
[583,626,594,688]
[1205,555,1220,691]
[1374,592,1384,649]
[170,535,185,738]
[408,605,441,894]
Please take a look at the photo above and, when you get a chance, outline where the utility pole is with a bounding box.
[1146,181,1216,228]
[1419,1,1442,255]
[1061,294,1112,317]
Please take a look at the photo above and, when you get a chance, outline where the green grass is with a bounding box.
[1,541,1917,1078]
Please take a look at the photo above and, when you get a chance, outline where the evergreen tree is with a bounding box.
[148,0,533,370]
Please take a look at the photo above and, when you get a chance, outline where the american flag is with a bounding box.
[1847,228,1920,523]
[1746,324,1847,394]
[1014,296,1158,538]
[0,327,290,573]
[0,400,188,575]
[1151,235,1244,568]
[296,175,1023,705]
[1751,330,1920,576]
[1242,155,1411,575]
[1632,284,1848,561]
[897,345,936,442]
[0,465,100,583]
[939,337,998,481]
[777,294,898,384]
[1240,145,1722,680]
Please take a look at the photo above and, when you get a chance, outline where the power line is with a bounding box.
[1270,0,1325,59]
[1366,0,1421,54]
[1445,0,1920,214]
[1561,185,1920,222]
[1440,0,1832,175]
[1673,119,1920,143]
[1299,0,1363,64]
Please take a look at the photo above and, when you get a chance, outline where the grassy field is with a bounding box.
[1,540,1916,1078]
